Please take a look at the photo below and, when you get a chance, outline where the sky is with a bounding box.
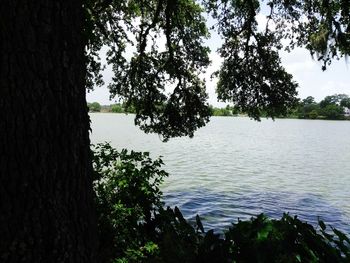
[86,13,350,107]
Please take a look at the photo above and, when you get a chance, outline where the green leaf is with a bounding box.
[196,214,204,233]
[318,220,326,231]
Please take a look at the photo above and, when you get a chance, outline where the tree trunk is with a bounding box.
[0,1,97,262]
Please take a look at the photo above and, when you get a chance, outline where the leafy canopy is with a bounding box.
[84,0,350,140]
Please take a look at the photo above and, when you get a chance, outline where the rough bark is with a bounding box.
[0,1,97,262]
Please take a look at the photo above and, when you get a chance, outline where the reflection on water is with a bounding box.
[90,114,350,234]
[164,189,350,233]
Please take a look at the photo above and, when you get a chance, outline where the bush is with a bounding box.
[88,102,102,112]
[92,143,168,262]
[320,104,344,120]
[224,214,350,263]
[308,110,318,119]
[92,143,350,263]
[147,212,350,263]
[111,104,124,113]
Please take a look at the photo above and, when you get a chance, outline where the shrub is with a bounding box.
[308,109,318,119]
[111,104,124,113]
[88,102,102,112]
[224,214,350,263]
[92,143,168,262]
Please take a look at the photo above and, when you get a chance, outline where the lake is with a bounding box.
[90,113,350,233]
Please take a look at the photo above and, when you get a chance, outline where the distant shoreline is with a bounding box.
[89,112,350,121]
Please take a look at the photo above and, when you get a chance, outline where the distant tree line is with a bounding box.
[210,94,350,120]
[89,94,350,120]
[289,94,350,120]
[89,102,240,116]
[87,102,136,114]
[209,105,239,117]
[87,102,102,112]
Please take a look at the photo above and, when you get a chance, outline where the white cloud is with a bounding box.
[255,13,276,32]
[283,56,317,74]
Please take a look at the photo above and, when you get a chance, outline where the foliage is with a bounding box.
[111,104,124,113]
[308,109,319,119]
[146,211,350,263]
[224,214,350,263]
[88,101,102,112]
[296,96,321,119]
[320,94,349,108]
[92,143,350,263]
[209,0,299,120]
[85,0,211,140]
[340,97,350,108]
[293,94,349,120]
[210,105,238,117]
[84,0,350,139]
[92,143,168,262]
[320,104,345,120]
[318,94,348,120]
[110,103,136,114]
[210,94,350,120]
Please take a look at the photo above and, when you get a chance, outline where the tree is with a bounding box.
[298,96,320,119]
[320,104,345,120]
[88,102,102,112]
[319,94,348,119]
[85,0,349,129]
[111,104,124,113]
[302,96,316,105]
[340,97,350,108]
[320,94,349,108]
[1,0,350,261]
[308,110,319,119]
[1,1,97,262]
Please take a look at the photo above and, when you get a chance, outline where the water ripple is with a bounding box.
[164,189,350,234]
[90,115,350,235]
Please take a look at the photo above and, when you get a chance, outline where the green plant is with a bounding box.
[111,104,124,113]
[92,143,168,262]
[225,214,350,263]
[88,102,102,112]
[320,104,344,120]
[308,110,319,119]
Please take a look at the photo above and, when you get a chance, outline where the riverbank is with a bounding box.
[90,111,350,121]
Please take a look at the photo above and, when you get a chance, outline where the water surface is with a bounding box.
[90,113,350,233]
